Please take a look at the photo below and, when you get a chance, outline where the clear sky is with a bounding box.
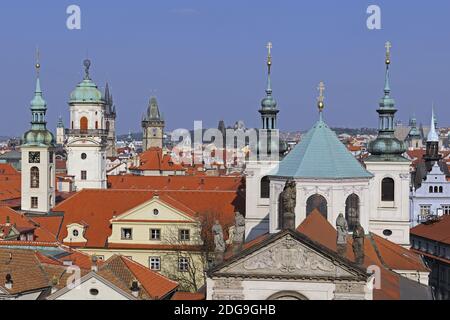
[0,0,449,136]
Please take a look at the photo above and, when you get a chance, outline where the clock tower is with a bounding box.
[142,96,165,150]
[21,55,56,213]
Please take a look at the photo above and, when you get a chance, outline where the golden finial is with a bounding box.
[266,42,272,72]
[385,41,392,65]
[35,47,41,75]
[317,81,325,112]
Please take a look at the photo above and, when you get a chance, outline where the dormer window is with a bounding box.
[72,230,79,237]
[121,228,133,240]
[153,209,159,216]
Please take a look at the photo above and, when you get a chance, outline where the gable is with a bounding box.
[49,273,135,300]
[113,197,196,223]
[215,234,364,280]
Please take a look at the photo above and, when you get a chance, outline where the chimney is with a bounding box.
[130,280,140,298]
[91,256,98,272]
[5,274,13,290]
[51,276,59,294]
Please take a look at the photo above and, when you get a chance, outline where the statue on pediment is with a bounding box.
[352,223,365,265]
[280,179,297,229]
[336,213,348,257]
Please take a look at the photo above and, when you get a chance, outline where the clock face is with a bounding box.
[29,152,41,164]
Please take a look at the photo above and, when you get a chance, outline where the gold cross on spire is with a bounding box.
[385,41,392,64]
[317,81,325,112]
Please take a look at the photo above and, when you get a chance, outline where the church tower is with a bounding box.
[406,115,423,149]
[365,42,411,246]
[56,116,65,145]
[424,108,441,163]
[65,60,107,190]
[142,96,165,150]
[245,42,282,239]
[21,55,56,213]
[104,82,117,157]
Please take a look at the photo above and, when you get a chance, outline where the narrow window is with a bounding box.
[31,197,38,209]
[81,170,87,180]
[381,178,395,202]
[30,167,39,188]
[121,228,133,240]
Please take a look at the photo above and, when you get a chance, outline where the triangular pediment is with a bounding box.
[214,233,366,280]
[112,197,196,223]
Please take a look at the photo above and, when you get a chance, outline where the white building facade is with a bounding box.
[65,60,107,190]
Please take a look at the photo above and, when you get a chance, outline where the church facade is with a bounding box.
[246,42,412,247]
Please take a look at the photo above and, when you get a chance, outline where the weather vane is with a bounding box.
[317,81,325,112]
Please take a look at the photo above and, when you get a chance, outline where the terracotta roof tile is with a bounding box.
[411,215,450,245]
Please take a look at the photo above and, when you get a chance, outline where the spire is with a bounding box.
[266,41,272,94]
[383,41,392,96]
[259,42,279,130]
[367,41,406,161]
[317,81,325,121]
[427,107,439,142]
[23,50,55,147]
[147,96,161,120]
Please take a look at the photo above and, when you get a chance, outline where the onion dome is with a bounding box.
[367,42,407,161]
[23,57,55,147]
[69,59,103,103]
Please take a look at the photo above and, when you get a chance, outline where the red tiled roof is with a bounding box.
[107,175,244,191]
[120,256,179,299]
[171,291,205,300]
[53,189,243,249]
[411,215,450,245]
[295,210,427,300]
[130,148,185,172]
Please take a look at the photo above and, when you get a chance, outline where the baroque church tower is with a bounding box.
[365,42,411,246]
[65,60,107,190]
[245,42,283,239]
[21,56,56,213]
[142,96,165,150]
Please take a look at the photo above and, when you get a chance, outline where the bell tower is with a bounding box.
[142,96,165,150]
[21,52,56,213]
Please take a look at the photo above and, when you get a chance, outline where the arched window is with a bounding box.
[80,117,88,132]
[381,178,395,202]
[429,186,434,193]
[306,194,327,219]
[439,186,443,193]
[49,167,53,188]
[95,121,99,130]
[30,167,39,188]
[260,176,270,199]
[345,194,360,232]
[106,121,110,131]
[434,186,439,193]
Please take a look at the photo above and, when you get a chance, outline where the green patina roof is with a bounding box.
[69,59,103,103]
[272,119,373,179]
[70,78,103,103]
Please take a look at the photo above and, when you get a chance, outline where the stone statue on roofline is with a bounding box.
[233,211,245,254]
[212,220,226,264]
[352,223,365,265]
[336,213,348,257]
[280,178,297,229]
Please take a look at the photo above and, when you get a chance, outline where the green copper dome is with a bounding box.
[69,59,104,104]
[23,63,55,147]
[23,129,55,147]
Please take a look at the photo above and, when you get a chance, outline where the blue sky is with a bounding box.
[0,0,449,136]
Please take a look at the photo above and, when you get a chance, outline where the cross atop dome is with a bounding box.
[317,81,325,117]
